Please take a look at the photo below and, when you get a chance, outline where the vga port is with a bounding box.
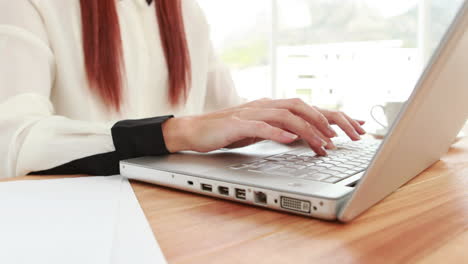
[280,196,311,213]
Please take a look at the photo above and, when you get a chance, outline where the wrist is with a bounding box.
[162,117,194,153]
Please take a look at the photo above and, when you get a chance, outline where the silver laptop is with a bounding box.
[121,1,468,222]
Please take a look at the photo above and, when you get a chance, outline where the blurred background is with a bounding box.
[198,0,465,133]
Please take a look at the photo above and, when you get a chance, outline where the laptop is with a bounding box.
[121,1,468,222]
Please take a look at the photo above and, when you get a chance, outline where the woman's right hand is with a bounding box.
[162,98,366,156]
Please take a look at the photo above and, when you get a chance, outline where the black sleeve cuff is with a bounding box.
[30,115,174,176]
[31,151,121,176]
[111,115,174,159]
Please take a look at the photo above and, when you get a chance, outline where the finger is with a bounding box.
[332,114,361,141]
[296,124,328,156]
[316,107,366,127]
[306,141,327,156]
[344,114,366,135]
[237,108,329,151]
[259,98,337,138]
[309,125,336,151]
[236,120,299,145]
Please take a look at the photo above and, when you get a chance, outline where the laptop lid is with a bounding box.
[339,0,468,222]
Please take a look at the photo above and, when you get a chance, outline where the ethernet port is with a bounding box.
[254,191,267,205]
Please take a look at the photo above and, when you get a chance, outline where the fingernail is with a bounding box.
[319,147,328,156]
[326,141,337,150]
[354,133,361,140]
[318,137,328,147]
[328,126,338,137]
[282,131,298,140]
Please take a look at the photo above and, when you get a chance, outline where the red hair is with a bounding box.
[80,0,191,111]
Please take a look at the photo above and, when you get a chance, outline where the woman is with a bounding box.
[0,0,365,178]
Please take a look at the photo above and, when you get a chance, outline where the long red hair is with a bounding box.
[79,0,191,111]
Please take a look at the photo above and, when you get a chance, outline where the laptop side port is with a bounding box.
[201,184,212,192]
[280,196,311,213]
[218,186,229,196]
[235,188,246,200]
[254,191,267,205]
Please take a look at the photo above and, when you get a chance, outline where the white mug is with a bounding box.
[371,101,405,129]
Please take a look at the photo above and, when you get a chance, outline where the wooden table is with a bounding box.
[10,138,468,263]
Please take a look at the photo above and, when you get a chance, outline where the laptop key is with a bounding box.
[249,164,284,173]
[286,165,306,170]
[300,152,317,157]
[305,169,320,174]
[316,164,334,169]
[295,161,311,166]
[276,167,296,173]
[338,164,355,169]
[322,177,342,183]
[305,173,330,181]
[330,167,348,173]
[334,173,351,178]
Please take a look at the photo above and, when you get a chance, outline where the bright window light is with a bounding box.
[198,0,463,131]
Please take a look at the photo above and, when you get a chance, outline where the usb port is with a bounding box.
[201,184,212,192]
[235,188,246,200]
[218,186,229,196]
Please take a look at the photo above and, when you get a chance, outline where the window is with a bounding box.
[198,0,463,121]
[198,0,272,100]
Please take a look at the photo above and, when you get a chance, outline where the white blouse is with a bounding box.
[0,0,244,178]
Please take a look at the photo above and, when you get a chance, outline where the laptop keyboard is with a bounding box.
[229,140,381,184]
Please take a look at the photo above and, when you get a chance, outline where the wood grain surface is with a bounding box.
[8,138,468,264]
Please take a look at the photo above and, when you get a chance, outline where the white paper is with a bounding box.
[110,178,167,263]
[0,176,166,264]
[0,176,123,264]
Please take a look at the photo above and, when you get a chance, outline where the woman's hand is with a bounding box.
[162,98,366,156]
